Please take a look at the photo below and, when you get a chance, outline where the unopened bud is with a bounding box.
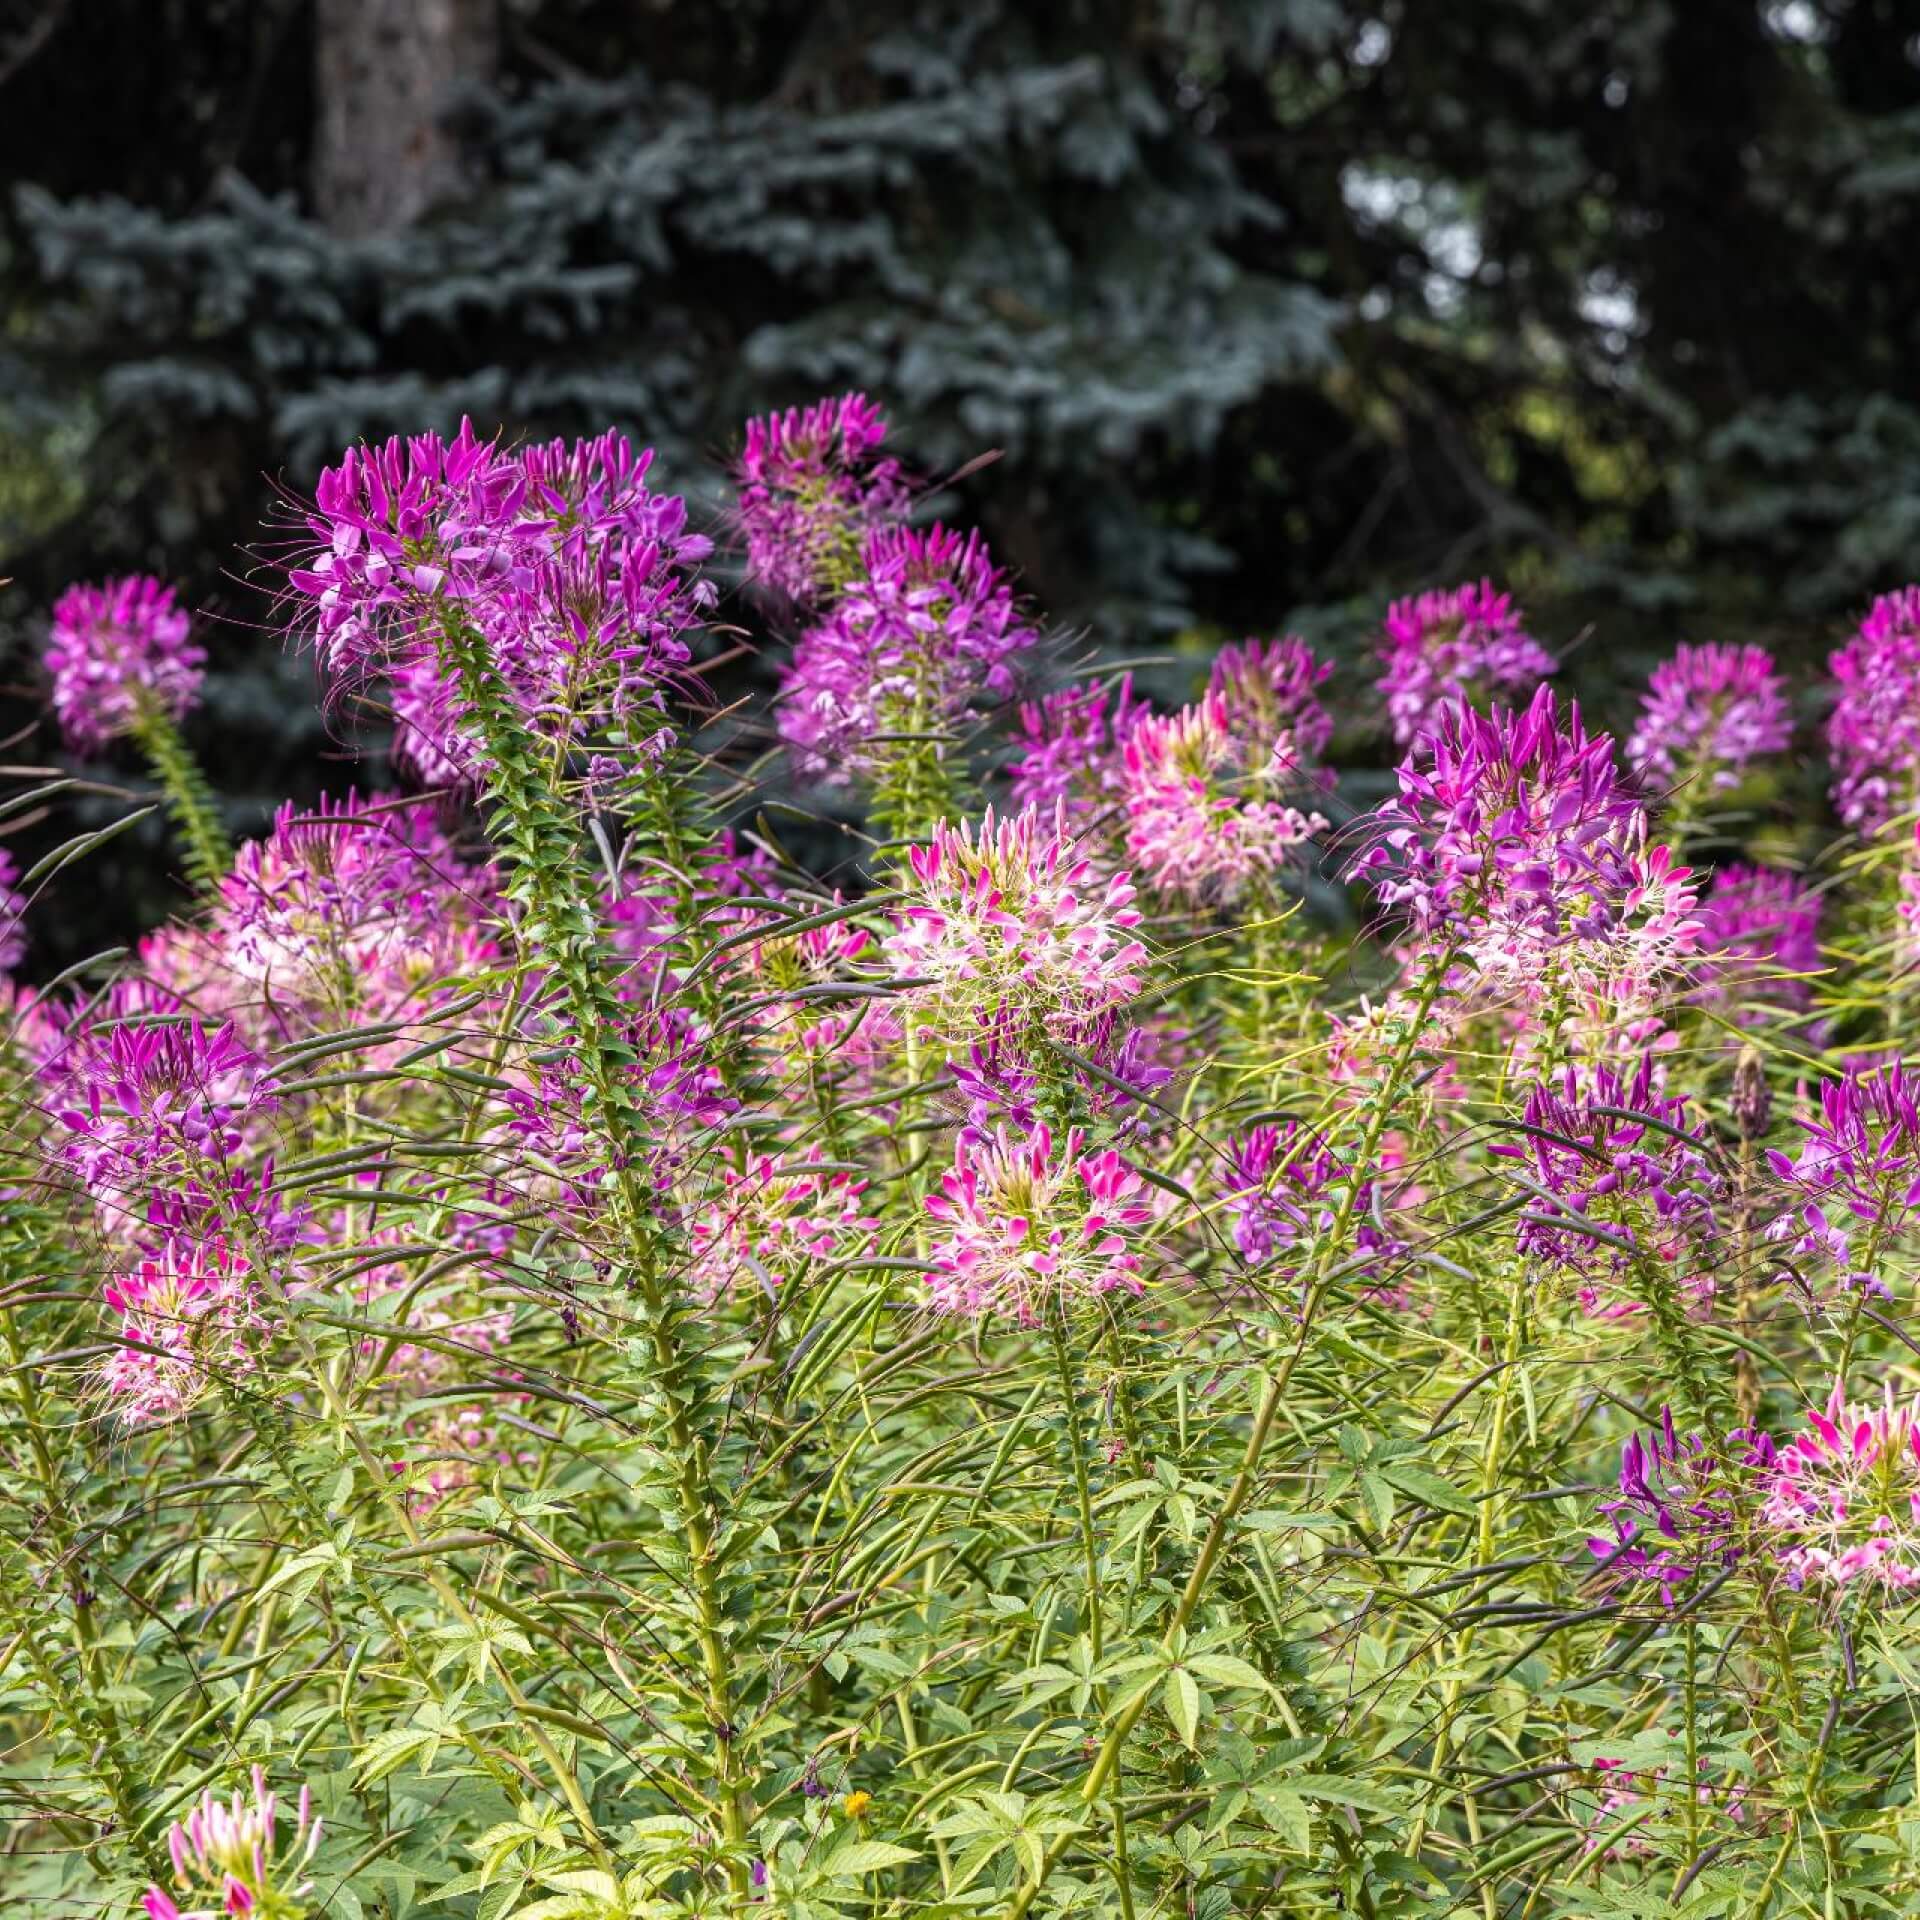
[1732,1047,1772,1142]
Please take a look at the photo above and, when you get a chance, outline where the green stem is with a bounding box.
[130,698,230,889]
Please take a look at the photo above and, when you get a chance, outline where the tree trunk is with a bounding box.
[313,0,497,236]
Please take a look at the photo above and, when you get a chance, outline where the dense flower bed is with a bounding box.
[4,397,1920,1917]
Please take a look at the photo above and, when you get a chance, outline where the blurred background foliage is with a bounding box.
[0,0,1917,970]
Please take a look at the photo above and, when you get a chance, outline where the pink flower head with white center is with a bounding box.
[687,1145,879,1302]
[1007,673,1149,821]
[145,1765,321,1920]
[1376,579,1553,748]
[97,1231,256,1428]
[778,523,1037,782]
[1352,686,1700,1011]
[1765,1063,1920,1294]
[1627,642,1791,795]
[1119,692,1326,905]
[214,793,492,1027]
[45,575,205,755]
[1697,863,1822,1019]
[1828,585,1920,831]
[883,803,1146,1042]
[1758,1383,1920,1591]
[736,392,909,602]
[1208,635,1334,763]
[924,1121,1154,1323]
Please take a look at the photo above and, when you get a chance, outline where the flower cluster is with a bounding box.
[98,1233,259,1427]
[1007,673,1149,822]
[1222,1120,1399,1281]
[1766,1063,1920,1293]
[1376,579,1553,748]
[1208,635,1335,764]
[1627,642,1791,794]
[286,420,713,775]
[1119,692,1327,904]
[1588,1406,1763,1599]
[924,1122,1154,1323]
[736,392,908,601]
[144,1767,321,1920]
[686,1146,879,1302]
[1354,687,1699,1014]
[1696,863,1822,1018]
[779,524,1036,781]
[1758,1384,1920,1589]
[884,804,1146,1042]
[1827,585,1920,831]
[1495,1057,1725,1313]
[45,574,205,755]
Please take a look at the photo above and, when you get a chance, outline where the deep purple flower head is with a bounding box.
[735,392,908,602]
[1767,1063,1920,1293]
[1352,686,1699,1002]
[1377,579,1554,748]
[1627,643,1791,794]
[1223,1119,1399,1279]
[1208,635,1335,763]
[1696,864,1821,1017]
[284,420,712,767]
[779,524,1037,781]
[45,575,205,755]
[1828,585,1920,831]
[1494,1056,1725,1304]
[1589,1406,1769,1600]
[1007,673,1149,820]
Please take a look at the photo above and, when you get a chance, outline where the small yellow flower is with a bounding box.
[842,1790,872,1820]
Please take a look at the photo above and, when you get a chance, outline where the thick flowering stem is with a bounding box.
[1007,947,1455,1919]
[131,696,231,889]
[432,606,753,1885]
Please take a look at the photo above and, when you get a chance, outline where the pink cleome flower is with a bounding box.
[1008,672,1150,822]
[924,1121,1154,1324]
[45,574,205,756]
[736,392,909,602]
[1758,1383,1920,1590]
[884,803,1147,1042]
[143,1765,321,1920]
[687,1145,879,1302]
[1119,691,1326,905]
[1208,634,1335,764]
[1376,579,1553,749]
[98,1232,259,1429]
[1627,642,1791,795]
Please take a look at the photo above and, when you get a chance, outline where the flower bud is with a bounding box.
[1732,1046,1772,1142]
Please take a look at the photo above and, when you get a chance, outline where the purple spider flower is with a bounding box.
[735,392,909,602]
[1493,1056,1726,1313]
[1827,585,1920,832]
[778,524,1037,782]
[142,1765,321,1920]
[1627,643,1791,795]
[1766,1063,1920,1294]
[1376,579,1554,748]
[1696,864,1821,1018]
[0,849,26,974]
[1351,686,1700,1008]
[45,575,205,756]
[951,1005,1172,1143]
[1588,1406,1769,1601]
[1223,1119,1400,1281]
[1007,673,1149,821]
[1209,635,1335,763]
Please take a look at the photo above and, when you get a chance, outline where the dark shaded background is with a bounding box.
[1,0,1916,974]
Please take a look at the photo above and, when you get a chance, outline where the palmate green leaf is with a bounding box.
[823,1840,922,1875]
[1165,1667,1205,1750]
[1377,1463,1478,1517]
